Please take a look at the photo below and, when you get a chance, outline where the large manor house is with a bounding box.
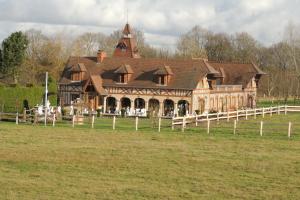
[58,23,265,117]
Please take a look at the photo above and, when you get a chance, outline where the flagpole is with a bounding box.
[44,72,48,126]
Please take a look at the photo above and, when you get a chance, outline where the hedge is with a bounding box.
[0,82,57,113]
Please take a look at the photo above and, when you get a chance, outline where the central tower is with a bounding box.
[113,23,141,58]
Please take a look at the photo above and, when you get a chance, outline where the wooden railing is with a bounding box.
[172,105,300,131]
[213,85,243,92]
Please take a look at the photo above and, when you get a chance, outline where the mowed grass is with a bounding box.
[0,114,300,199]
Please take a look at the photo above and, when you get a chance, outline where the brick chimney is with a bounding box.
[97,50,107,63]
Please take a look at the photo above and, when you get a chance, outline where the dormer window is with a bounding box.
[70,63,86,82]
[158,75,166,85]
[116,42,127,50]
[119,74,126,83]
[154,65,173,86]
[71,72,81,81]
[114,64,133,84]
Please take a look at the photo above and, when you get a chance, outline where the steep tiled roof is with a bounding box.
[113,23,140,58]
[59,56,265,90]
[207,61,264,88]
[60,57,216,90]
[90,75,108,95]
[123,23,132,35]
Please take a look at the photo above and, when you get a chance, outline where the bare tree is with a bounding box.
[176,26,209,59]
[71,32,109,56]
[205,33,234,62]
[233,32,261,63]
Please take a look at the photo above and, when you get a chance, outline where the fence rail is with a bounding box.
[1,105,300,139]
[172,105,300,131]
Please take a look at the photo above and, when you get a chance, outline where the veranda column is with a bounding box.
[95,95,99,110]
[159,101,163,116]
[130,100,134,113]
[145,100,149,111]
[253,95,257,108]
[174,103,178,116]
[103,96,107,113]
[116,99,120,112]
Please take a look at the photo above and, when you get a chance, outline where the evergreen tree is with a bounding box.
[0,48,2,68]
[0,31,28,83]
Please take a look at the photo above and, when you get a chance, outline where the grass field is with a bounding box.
[1,114,300,199]
[257,98,300,107]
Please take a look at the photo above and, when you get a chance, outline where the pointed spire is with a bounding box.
[123,23,132,36]
[113,23,141,59]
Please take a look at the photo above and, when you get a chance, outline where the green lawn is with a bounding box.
[0,114,300,199]
[257,98,300,107]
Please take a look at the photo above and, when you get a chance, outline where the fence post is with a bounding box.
[52,114,56,127]
[158,117,161,132]
[23,109,26,122]
[270,107,272,117]
[288,122,292,138]
[236,110,239,121]
[44,108,47,126]
[72,115,75,128]
[16,112,19,125]
[112,116,116,130]
[260,121,263,136]
[135,117,138,131]
[262,107,265,118]
[34,111,38,125]
[92,115,95,129]
[207,120,210,134]
[217,112,219,123]
[233,120,237,135]
[227,111,229,122]
[245,109,248,120]
[0,104,4,122]
[206,113,209,121]
[285,105,287,115]
[195,115,198,127]
[182,116,186,132]
[277,106,280,115]
[171,117,174,131]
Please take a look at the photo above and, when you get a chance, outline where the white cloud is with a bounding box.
[0,0,299,49]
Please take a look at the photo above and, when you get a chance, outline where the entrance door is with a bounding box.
[88,95,96,111]
[198,98,205,114]
[248,96,254,108]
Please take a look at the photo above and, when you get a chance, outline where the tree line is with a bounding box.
[0,23,300,99]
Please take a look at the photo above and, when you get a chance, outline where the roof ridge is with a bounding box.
[207,60,252,65]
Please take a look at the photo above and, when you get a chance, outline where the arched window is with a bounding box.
[163,99,174,116]
[178,100,190,116]
[106,97,117,114]
[121,97,131,109]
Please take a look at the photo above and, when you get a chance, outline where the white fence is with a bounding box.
[172,105,300,131]
[2,105,300,137]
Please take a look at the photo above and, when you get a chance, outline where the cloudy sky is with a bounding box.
[0,0,299,49]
